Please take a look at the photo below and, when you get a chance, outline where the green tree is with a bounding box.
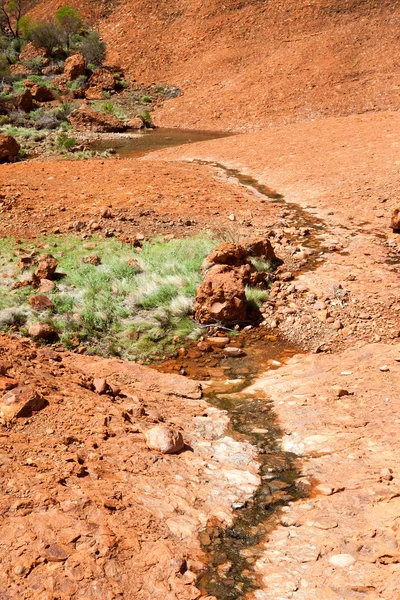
[0,0,25,38]
[56,5,82,48]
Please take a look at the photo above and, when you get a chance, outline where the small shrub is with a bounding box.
[55,101,75,121]
[140,95,152,103]
[100,102,113,115]
[56,5,83,47]
[0,53,10,77]
[35,113,60,130]
[30,21,64,53]
[79,30,106,67]
[67,74,86,92]
[7,110,29,127]
[56,132,77,152]
[138,110,153,128]
[22,57,45,74]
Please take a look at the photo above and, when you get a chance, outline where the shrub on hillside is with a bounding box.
[30,21,64,52]
[80,30,106,67]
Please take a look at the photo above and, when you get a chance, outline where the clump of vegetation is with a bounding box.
[56,131,77,152]
[0,235,219,359]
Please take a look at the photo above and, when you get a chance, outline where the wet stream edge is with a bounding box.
[155,160,330,598]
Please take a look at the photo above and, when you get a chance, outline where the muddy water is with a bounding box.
[90,128,231,158]
[197,338,305,599]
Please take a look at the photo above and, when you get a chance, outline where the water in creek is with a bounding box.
[90,128,232,158]
[98,133,326,597]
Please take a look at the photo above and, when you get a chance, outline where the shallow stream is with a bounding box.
[103,131,326,598]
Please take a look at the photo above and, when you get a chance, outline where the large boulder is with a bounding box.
[68,105,125,133]
[194,264,248,324]
[0,135,20,162]
[64,53,86,81]
[391,208,400,231]
[30,84,55,102]
[87,68,116,90]
[16,88,33,112]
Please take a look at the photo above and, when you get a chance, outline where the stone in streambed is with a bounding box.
[145,425,184,454]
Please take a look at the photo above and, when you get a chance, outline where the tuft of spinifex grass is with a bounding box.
[0,234,217,359]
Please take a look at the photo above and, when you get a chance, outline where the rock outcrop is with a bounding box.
[68,105,125,132]
[194,238,278,324]
[16,89,33,112]
[64,52,86,81]
[30,85,55,102]
[0,134,20,162]
[194,264,248,324]
[87,67,116,90]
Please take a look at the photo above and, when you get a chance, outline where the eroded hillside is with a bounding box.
[29,0,400,130]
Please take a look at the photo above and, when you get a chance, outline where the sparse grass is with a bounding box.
[0,125,47,140]
[0,234,219,359]
[245,286,269,310]
[250,257,273,273]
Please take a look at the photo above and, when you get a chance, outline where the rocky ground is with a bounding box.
[0,106,399,599]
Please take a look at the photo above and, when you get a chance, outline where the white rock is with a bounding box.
[144,425,184,454]
[329,554,356,567]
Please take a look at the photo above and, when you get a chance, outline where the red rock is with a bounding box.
[0,386,47,421]
[16,89,33,113]
[64,53,86,81]
[34,254,58,280]
[30,85,54,102]
[145,425,184,454]
[241,236,280,263]
[93,378,108,394]
[197,341,212,352]
[28,322,55,339]
[0,134,20,162]
[127,117,145,129]
[19,42,48,61]
[391,208,400,230]
[42,64,63,76]
[194,264,248,324]
[29,295,55,311]
[68,106,125,133]
[203,242,247,270]
[37,279,56,293]
[45,543,70,562]
[0,376,18,391]
[206,336,230,347]
[87,67,116,90]
[84,86,104,100]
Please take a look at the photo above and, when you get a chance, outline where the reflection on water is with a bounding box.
[90,128,232,158]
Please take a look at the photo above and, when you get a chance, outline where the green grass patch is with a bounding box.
[245,286,269,310]
[0,234,218,359]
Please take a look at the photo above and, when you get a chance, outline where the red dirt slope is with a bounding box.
[30,0,400,131]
